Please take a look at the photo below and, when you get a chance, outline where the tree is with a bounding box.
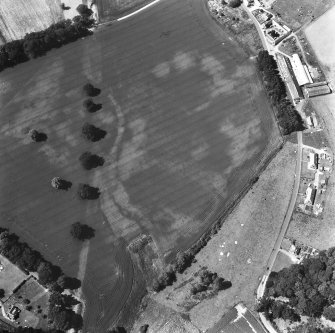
[323,306,335,322]
[140,324,149,333]
[37,262,62,285]
[17,247,42,272]
[0,289,5,299]
[228,0,242,8]
[70,222,95,241]
[57,275,81,290]
[51,177,72,190]
[175,251,193,273]
[83,99,102,113]
[82,123,106,142]
[76,4,93,17]
[83,83,101,97]
[30,129,47,142]
[77,184,100,200]
[79,152,104,170]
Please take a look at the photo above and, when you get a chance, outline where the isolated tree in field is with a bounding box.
[82,123,106,142]
[76,4,93,17]
[79,152,105,170]
[70,222,95,241]
[83,99,102,113]
[83,83,101,97]
[51,177,72,190]
[77,183,100,200]
[228,0,242,7]
[30,129,47,142]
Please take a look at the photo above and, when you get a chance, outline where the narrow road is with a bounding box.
[241,3,268,51]
[265,131,302,273]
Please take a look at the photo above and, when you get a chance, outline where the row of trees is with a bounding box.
[0,7,95,72]
[256,50,304,135]
[0,227,80,290]
[258,247,335,324]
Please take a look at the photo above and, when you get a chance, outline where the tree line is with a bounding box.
[256,50,304,135]
[0,227,80,290]
[258,247,335,331]
[0,12,94,72]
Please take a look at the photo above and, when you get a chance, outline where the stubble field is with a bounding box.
[0,0,279,331]
[0,0,63,43]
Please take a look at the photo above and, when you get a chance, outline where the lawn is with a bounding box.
[0,255,27,301]
[0,0,279,330]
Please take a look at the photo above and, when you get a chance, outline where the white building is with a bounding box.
[290,54,313,86]
[308,152,318,170]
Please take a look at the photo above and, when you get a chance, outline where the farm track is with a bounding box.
[0,0,280,330]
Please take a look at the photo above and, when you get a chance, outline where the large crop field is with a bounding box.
[0,0,279,331]
[0,0,63,43]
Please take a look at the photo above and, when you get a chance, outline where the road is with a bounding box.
[241,3,268,51]
[265,131,302,273]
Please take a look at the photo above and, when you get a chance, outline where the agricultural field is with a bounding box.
[305,5,335,83]
[0,0,63,43]
[266,0,335,30]
[0,0,279,331]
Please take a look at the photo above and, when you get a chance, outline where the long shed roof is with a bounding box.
[290,54,312,86]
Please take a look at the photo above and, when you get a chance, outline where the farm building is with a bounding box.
[290,54,313,86]
[265,20,291,45]
[276,54,303,104]
[305,81,331,98]
[308,152,318,170]
[305,186,317,205]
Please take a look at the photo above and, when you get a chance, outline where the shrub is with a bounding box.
[70,222,95,241]
[82,123,106,142]
[77,183,100,200]
[79,152,104,170]
[83,83,101,97]
[83,99,102,113]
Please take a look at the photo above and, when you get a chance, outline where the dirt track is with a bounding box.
[0,0,279,330]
